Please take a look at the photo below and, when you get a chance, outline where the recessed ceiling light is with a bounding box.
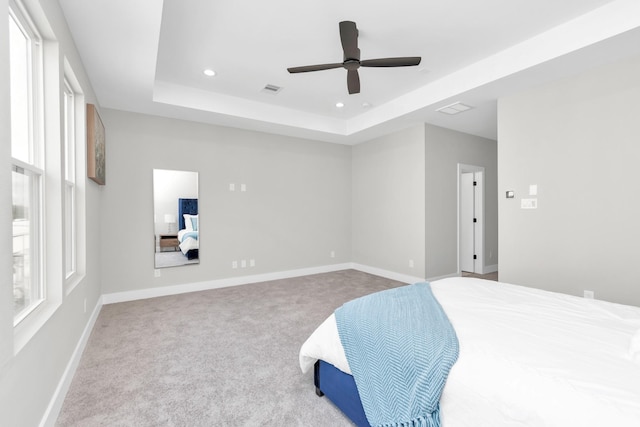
[336,102,345,108]
[203,69,216,77]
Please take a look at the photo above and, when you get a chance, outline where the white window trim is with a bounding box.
[10,0,45,327]
[63,59,86,294]
[63,79,76,280]
[9,0,43,165]
[10,0,67,354]
[11,162,44,325]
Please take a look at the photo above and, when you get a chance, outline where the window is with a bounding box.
[9,1,44,323]
[63,79,76,280]
[62,59,86,293]
[8,0,85,351]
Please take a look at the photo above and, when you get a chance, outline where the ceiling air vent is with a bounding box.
[262,84,283,94]
[436,102,473,115]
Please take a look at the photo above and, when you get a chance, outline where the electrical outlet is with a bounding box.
[521,198,538,209]
[249,259,255,267]
[584,290,594,299]
[232,261,238,269]
[241,259,247,268]
[330,251,335,258]
[154,269,161,277]
[409,259,414,268]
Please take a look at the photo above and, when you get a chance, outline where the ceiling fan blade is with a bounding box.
[287,63,344,73]
[339,21,360,61]
[347,69,360,94]
[360,57,422,67]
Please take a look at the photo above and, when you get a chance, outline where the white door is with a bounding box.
[460,173,475,272]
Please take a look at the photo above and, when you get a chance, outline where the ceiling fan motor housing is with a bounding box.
[343,59,360,70]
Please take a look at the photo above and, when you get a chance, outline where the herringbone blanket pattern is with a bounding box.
[335,282,459,427]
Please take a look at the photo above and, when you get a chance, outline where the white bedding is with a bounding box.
[178,231,198,255]
[299,277,640,426]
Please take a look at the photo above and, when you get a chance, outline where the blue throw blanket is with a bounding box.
[335,282,459,427]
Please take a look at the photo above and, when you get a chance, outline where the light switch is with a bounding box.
[240,183,247,192]
[229,183,235,191]
[529,184,538,196]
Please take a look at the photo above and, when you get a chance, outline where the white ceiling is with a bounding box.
[58,0,640,144]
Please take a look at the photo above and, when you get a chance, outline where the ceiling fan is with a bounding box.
[287,21,421,95]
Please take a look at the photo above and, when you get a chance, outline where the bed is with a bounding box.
[177,198,198,260]
[300,277,640,426]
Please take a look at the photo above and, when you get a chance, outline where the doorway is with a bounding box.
[458,164,484,274]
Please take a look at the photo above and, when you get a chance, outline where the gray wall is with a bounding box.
[352,126,426,277]
[0,0,103,425]
[351,124,498,281]
[100,109,352,294]
[424,124,498,279]
[498,54,640,306]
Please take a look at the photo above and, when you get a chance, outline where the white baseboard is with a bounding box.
[352,264,466,284]
[102,263,352,305]
[351,263,425,285]
[102,262,438,306]
[102,262,435,306]
[39,296,104,427]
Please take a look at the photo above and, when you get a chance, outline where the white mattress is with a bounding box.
[299,277,640,426]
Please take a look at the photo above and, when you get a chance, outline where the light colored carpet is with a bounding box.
[154,251,198,269]
[56,269,405,426]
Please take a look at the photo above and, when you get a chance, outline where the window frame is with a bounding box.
[62,61,86,293]
[62,78,76,281]
[8,0,88,354]
[9,0,46,326]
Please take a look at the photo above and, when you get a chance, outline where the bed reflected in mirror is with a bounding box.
[153,169,199,268]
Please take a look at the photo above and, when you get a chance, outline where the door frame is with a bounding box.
[457,163,485,275]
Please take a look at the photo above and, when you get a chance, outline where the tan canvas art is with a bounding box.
[87,103,105,185]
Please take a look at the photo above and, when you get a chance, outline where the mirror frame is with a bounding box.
[153,169,199,268]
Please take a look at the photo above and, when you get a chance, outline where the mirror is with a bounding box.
[153,169,199,268]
